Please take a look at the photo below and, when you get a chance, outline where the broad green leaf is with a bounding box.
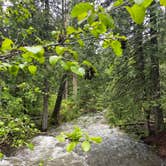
[160,0,166,6]
[87,13,97,24]
[110,40,123,56]
[56,133,66,142]
[71,66,85,77]
[66,142,77,152]
[37,56,45,64]
[60,61,70,70]
[82,60,93,67]
[126,4,146,24]
[141,0,153,8]
[113,0,124,7]
[0,152,4,160]
[77,12,88,22]
[0,121,4,127]
[81,141,91,152]
[67,26,77,35]
[21,52,33,62]
[67,49,78,60]
[24,46,44,55]
[66,126,83,141]
[28,65,37,75]
[9,65,19,76]
[49,56,61,66]
[71,2,93,20]
[55,46,66,55]
[102,39,110,49]
[90,22,107,37]
[98,13,114,29]
[1,38,14,51]
[78,39,84,47]
[90,137,102,143]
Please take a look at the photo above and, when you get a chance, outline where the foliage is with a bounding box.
[0,0,165,155]
[60,99,81,122]
[56,126,102,152]
[0,112,38,148]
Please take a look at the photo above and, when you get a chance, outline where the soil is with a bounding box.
[143,130,166,158]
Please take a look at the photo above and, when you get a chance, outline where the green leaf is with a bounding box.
[67,49,78,60]
[78,39,84,47]
[26,143,34,151]
[98,13,114,29]
[126,4,146,24]
[56,133,66,142]
[0,152,4,160]
[141,0,153,8]
[66,126,83,141]
[90,137,102,143]
[113,0,124,7]
[67,26,77,35]
[24,46,44,55]
[90,22,107,37]
[0,121,4,127]
[21,52,33,62]
[66,142,77,152]
[71,66,85,77]
[160,0,166,6]
[71,2,93,20]
[81,141,91,152]
[87,13,97,25]
[1,38,14,51]
[82,60,93,67]
[110,40,123,56]
[55,46,66,55]
[28,65,37,75]
[49,56,61,66]
[9,65,19,76]
[60,61,70,70]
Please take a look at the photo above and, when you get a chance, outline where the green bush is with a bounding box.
[60,99,81,122]
[0,112,39,148]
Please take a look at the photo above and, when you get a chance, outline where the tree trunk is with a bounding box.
[51,0,68,125]
[51,73,67,125]
[72,73,77,99]
[149,3,164,134]
[64,78,68,99]
[133,25,153,134]
[42,78,49,131]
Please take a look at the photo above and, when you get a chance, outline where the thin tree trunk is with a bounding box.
[64,79,68,99]
[72,73,77,99]
[42,78,49,131]
[149,3,164,134]
[51,73,67,125]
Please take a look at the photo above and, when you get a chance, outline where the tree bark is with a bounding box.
[72,73,77,100]
[149,3,164,134]
[42,78,49,131]
[64,78,68,99]
[51,73,67,125]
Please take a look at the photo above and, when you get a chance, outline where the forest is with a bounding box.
[0,0,166,165]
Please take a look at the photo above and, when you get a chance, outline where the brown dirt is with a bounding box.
[143,130,166,158]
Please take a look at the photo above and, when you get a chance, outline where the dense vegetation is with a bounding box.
[0,0,166,155]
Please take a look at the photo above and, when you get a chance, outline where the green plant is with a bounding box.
[0,112,39,149]
[56,126,102,152]
[60,99,81,122]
